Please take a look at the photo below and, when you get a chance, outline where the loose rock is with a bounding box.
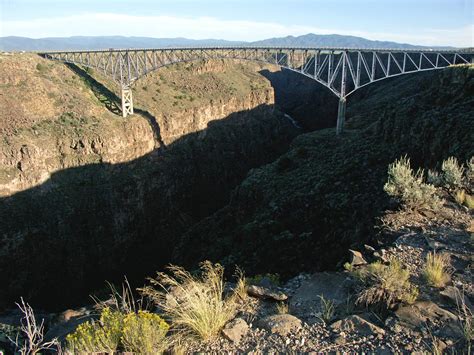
[349,249,367,266]
[330,315,385,336]
[221,317,249,344]
[257,314,302,336]
[395,301,457,329]
[247,285,288,301]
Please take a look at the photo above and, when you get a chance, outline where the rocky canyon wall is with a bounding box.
[0,55,300,309]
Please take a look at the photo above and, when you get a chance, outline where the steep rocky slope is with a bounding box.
[174,66,474,276]
[0,54,301,309]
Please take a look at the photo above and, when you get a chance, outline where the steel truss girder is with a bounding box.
[42,47,472,119]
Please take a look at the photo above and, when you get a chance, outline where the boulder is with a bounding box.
[330,315,385,336]
[348,249,367,266]
[221,317,249,344]
[289,272,352,322]
[395,301,457,329]
[257,314,302,336]
[247,285,288,301]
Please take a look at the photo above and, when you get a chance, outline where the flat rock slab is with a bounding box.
[247,285,288,301]
[222,317,249,344]
[290,272,352,320]
[440,286,474,312]
[331,315,385,336]
[395,301,457,329]
[45,307,94,341]
[257,314,302,337]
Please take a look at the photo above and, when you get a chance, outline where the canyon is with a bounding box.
[0,53,472,315]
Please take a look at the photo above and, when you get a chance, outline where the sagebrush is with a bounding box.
[441,157,464,190]
[354,259,418,309]
[384,156,440,210]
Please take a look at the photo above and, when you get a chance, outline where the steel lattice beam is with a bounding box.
[41,47,473,133]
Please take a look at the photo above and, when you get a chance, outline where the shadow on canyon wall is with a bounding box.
[260,68,339,130]
[0,60,347,311]
[0,102,301,311]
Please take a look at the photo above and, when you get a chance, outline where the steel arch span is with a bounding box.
[41,47,473,133]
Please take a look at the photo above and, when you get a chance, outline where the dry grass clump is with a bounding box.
[384,156,440,210]
[465,194,474,209]
[140,261,240,341]
[355,259,418,309]
[423,252,451,288]
[234,267,248,302]
[455,189,466,205]
[457,295,473,353]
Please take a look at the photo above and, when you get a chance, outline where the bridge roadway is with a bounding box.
[41,47,474,134]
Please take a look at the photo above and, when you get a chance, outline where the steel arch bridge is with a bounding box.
[41,47,473,134]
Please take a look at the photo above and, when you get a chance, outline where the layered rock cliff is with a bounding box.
[0,54,300,309]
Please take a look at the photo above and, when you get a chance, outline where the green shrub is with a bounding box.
[355,259,418,309]
[66,307,169,354]
[122,311,169,353]
[384,156,440,210]
[441,157,464,190]
[35,63,49,73]
[66,307,124,353]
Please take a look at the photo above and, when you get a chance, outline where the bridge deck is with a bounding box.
[39,46,473,55]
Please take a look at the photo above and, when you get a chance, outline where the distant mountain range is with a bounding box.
[0,33,454,51]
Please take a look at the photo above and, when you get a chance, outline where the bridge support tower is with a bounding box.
[121,86,134,117]
[336,97,346,135]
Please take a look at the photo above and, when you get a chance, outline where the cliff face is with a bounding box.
[0,56,278,196]
[0,54,299,309]
[173,66,474,277]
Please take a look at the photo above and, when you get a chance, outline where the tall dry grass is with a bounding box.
[140,261,240,341]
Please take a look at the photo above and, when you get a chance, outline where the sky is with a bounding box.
[0,0,473,47]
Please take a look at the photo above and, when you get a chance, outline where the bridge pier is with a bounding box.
[336,97,346,135]
[121,86,134,117]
